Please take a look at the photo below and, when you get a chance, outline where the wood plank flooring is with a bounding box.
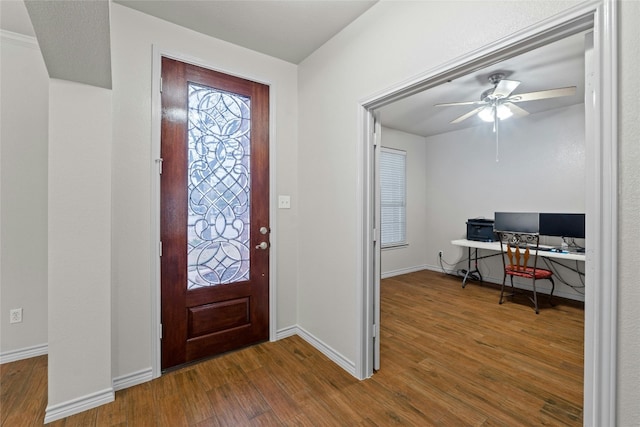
[1,270,584,426]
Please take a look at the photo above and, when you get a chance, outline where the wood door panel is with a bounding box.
[186,324,255,361]
[188,297,250,338]
[161,57,269,370]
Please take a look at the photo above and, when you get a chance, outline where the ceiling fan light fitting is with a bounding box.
[497,104,513,120]
[478,104,512,122]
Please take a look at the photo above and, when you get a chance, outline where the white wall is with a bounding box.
[425,104,586,300]
[379,127,428,277]
[109,4,299,379]
[0,31,49,360]
[47,79,113,416]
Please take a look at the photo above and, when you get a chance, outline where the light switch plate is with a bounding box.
[10,308,22,324]
[278,195,291,209]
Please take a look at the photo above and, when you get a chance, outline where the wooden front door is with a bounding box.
[160,57,270,370]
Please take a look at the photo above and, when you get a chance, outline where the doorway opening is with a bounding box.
[359,2,617,425]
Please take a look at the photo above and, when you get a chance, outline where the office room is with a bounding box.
[376,29,587,422]
[378,29,587,300]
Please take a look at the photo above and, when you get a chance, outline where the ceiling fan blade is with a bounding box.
[504,102,529,118]
[450,106,486,124]
[492,79,520,98]
[509,86,577,103]
[434,100,485,107]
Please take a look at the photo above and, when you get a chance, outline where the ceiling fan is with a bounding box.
[435,72,577,131]
[435,72,576,161]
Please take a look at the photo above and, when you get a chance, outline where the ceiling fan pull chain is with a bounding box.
[495,109,500,162]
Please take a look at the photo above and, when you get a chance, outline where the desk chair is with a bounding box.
[496,231,555,314]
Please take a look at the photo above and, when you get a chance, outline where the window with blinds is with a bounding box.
[380,147,406,248]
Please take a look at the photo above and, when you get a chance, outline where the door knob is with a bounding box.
[256,241,269,250]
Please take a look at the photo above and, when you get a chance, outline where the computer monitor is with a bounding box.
[539,213,585,239]
[494,212,539,233]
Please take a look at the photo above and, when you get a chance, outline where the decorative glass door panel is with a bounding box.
[187,83,251,289]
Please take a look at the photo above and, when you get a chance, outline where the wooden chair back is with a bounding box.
[497,231,540,274]
[495,230,555,313]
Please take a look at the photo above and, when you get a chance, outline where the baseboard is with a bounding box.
[437,268,585,303]
[275,325,298,340]
[44,387,115,424]
[0,343,48,364]
[277,325,356,378]
[113,367,154,391]
[419,264,584,302]
[423,263,451,274]
[478,273,585,302]
[381,264,429,279]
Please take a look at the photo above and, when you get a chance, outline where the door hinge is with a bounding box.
[373,228,377,243]
[160,324,163,339]
[159,77,163,93]
[159,241,162,257]
[156,158,163,174]
[372,324,377,338]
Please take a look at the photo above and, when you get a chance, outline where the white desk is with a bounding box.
[451,239,585,287]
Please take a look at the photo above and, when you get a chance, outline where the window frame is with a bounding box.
[379,146,407,249]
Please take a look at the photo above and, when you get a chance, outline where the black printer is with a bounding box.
[466,218,496,242]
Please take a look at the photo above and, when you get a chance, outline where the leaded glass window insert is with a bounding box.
[187,83,251,288]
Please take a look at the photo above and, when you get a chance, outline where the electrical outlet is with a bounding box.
[10,308,22,324]
[438,250,443,258]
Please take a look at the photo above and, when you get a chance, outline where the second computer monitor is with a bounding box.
[539,213,585,239]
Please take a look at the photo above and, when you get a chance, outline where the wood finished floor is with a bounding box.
[1,270,584,426]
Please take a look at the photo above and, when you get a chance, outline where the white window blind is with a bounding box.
[380,147,406,247]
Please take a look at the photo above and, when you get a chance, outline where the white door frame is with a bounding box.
[357,1,617,425]
[150,46,278,378]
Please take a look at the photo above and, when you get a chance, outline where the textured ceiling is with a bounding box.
[23,0,112,89]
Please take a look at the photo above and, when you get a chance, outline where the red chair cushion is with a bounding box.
[506,266,553,279]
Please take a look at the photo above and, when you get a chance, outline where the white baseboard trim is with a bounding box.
[44,387,115,424]
[423,264,450,274]
[381,264,429,279]
[275,325,298,340]
[276,325,356,378]
[391,265,585,302]
[476,273,585,302]
[113,367,154,391]
[0,343,48,364]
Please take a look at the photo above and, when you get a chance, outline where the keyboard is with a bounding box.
[524,244,555,251]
